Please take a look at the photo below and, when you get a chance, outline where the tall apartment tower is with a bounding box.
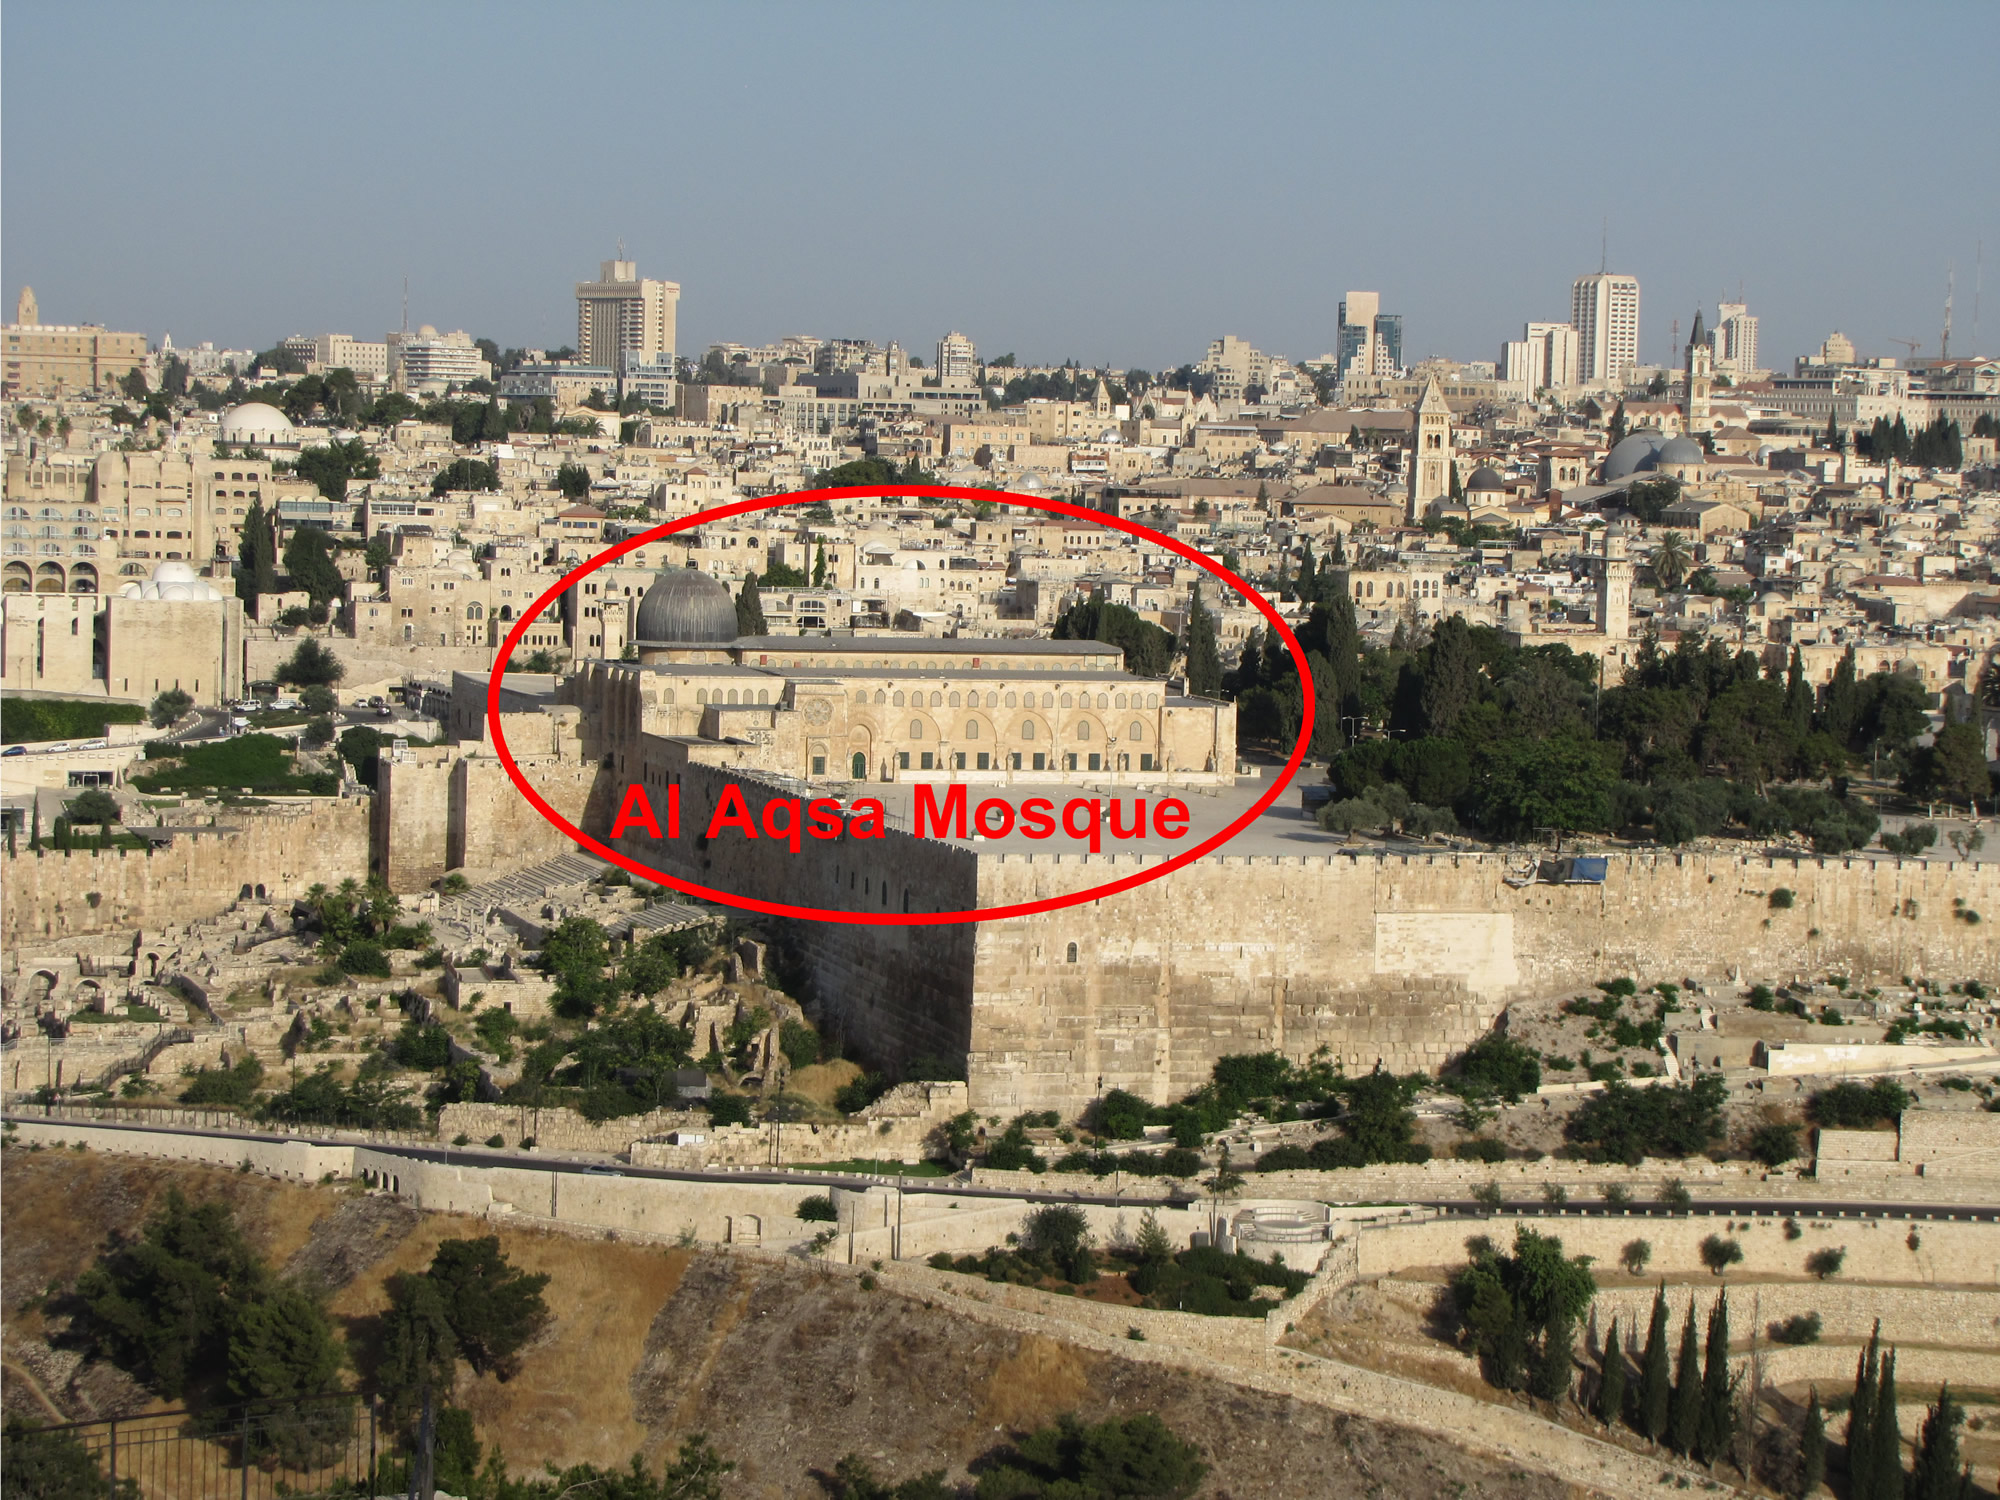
[1405,375,1454,521]
[1571,273,1641,387]
[1713,301,1758,377]
[1337,292,1402,380]
[575,257,679,375]
[1596,531,1632,639]
[935,330,978,382]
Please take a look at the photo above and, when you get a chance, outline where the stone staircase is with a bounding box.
[431,853,717,948]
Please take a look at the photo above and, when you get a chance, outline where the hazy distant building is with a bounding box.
[279,333,390,380]
[575,257,679,375]
[3,287,148,399]
[1336,292,1402,382]
[1684,309,1713,429]
[935,331,978,382]
[1503,321,1579,392]
[1712,301,1759,377]
[389,327,489,392]
[1571,273,1641,386]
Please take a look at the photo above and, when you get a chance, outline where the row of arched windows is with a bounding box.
[854,688,1160,710]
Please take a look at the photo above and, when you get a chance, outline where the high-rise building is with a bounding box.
[1504,322,1580,392]
[1336,292,1402,381]
[1571,273,1641,387]
[935,331,978,382]
[575,257,679,375]
[1712,301,1759,377]
[388,327,489,392]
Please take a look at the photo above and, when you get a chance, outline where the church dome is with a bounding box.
[218,402,295,443]
[634,564,738,644]
[1466,465,1507,492]
[1602,430,1667,480]
[1656,435,1706,466]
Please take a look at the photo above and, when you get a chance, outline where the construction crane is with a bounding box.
[1889,337,1923,358]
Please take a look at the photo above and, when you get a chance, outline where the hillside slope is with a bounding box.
[2,1151,1572,1498]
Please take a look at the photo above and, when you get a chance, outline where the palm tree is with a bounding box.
[1652,532,1692,591]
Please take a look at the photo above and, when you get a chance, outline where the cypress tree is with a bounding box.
[1869,1349,1900,1500]
[1698,1289,1734,1463]
[734,574,766,637]
[1800,1385,1826,1497]
[1823,409,1843,452]
[1640,1284,1672,1442]
[1530,1302,1574,1402]
[1184,587,1222,698]
[1847,1323,1880,1500]
[1597,1318,1628,1428]
[1608,400,1628,448]
[1907,1382,1967,1500]
[30,802,42,852]
[1670,1300,1703,1455]
[1296,540,1317,602]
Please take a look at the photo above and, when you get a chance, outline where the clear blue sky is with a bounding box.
[5,1,1995,373]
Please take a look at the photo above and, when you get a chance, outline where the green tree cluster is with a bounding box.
[75,1191,343,1443]
[1450,1227,1596,1395]
[1051,598,1175,677]
[376,1238,549,1426]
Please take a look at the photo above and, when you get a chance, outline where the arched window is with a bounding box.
[892,690,905,706]
[1128,720,1145,740]
[1060,693,1073,708]
[757,689,769,704]
[1021,719,1036,740]
[467,603,483,619]
[696,688,708,704]
[854,689,867,703]
[1065,942,1079,964]
[909,719,923,739]
[851,751,867,778]
[964,720,980,739]
[1076,721,1092,741]
[930,691,942,707]
[948,692,961,707]
[874,689,886,703]
[727,689,739,704]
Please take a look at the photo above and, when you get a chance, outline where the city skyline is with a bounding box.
[3,2,1997,371]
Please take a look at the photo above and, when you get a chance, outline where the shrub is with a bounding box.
[1808,1079,1910,1129]
[1747,984,1776,1011]
[778,1019,820,1070]
[1768,888,1795,910]
[1457,1137,1508,1163]
[1658,1179,1692,1211]
[1769,1313,1822,1345]
[973,1413,1207,1500]
[1805,1247,1846,1279]
[1020,1205,1095,1282]
[1619,1239,1652,1275]
[1566,1077,1726,1165]
[1449,1034,1542,1102]
[796,1194,838,1223]
[706,1094,752,1127]
[1698,1234,1743,1274]
[1747,1122,1800,1167]
[338,941,391,978]
[1088,1088,1155,1140]
[179,1056,264,1107]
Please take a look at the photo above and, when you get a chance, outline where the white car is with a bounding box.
[270,697,301,712]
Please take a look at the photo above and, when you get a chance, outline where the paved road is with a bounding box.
[11,1111,1996,1222]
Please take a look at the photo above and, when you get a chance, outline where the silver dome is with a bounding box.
[634,564,738,644]
[1656,435,1706,465]
[1602,430,1667,481]
[1466,464,1507,491]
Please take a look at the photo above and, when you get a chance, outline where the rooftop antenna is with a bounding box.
[1941,263,1954,360]
[1670,316,1679,368]
[617,237,626,262]
[401,277,408,335]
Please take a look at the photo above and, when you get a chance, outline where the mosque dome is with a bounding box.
[1656,435,1706,466]
[1602,430,1667,481]
[634,564,738,643]
[119,559,224,602]
[218,402,295,444]
[1465,465,1507,492]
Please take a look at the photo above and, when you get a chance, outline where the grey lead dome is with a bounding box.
[634,564,739,643]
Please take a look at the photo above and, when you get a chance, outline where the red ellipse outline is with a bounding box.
[487,484,1313,925]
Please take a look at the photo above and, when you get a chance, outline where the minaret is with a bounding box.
[1405,374,1453,522]
[1596,530,1632,639]
[1684,308,1712,432]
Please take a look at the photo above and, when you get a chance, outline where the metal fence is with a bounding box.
[2,1394,416,1500]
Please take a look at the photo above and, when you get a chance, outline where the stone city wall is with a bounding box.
[1,800,372,947]
[1353,1210,2000,1286]
[434,1101,707,1154]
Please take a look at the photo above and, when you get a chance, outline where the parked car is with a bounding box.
[269,696,300,711]
[1,745,26,757]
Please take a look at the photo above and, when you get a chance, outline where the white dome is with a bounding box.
[219,402,295,441]
[119,559,224,602]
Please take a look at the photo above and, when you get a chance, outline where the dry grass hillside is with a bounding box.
[0,1148,1588,1498]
